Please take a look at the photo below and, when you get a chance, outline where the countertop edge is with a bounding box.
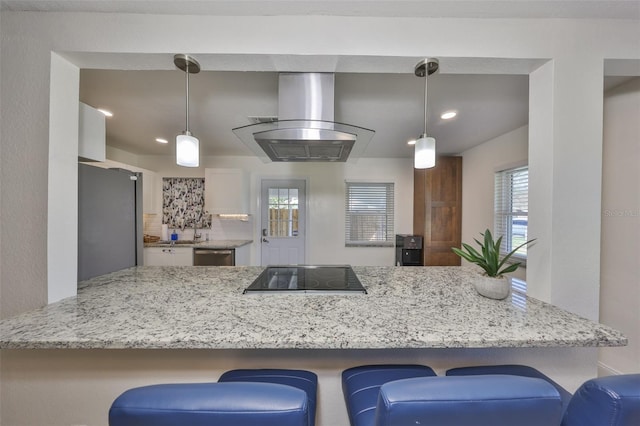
[0,339,628,350]
[144,239,252,249]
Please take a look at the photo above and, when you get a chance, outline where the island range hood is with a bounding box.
[233,73,375,162]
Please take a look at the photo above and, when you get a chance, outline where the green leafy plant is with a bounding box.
[452,229,535,277]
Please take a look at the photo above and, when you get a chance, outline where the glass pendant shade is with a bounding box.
[176,133,199,167]
[414,135,436,169]
[174,54,201,168]
[413,58,439,170]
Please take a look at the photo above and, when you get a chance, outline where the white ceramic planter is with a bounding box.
[473,275,511,300]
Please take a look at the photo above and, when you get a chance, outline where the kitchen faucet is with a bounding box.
[193,221,202,241]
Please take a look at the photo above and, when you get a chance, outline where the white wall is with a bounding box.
[599,77,640,375]
[527,61,555,304]
[137,155,414,266]
[461,125,529,280]
[1,10,639,426]
[3,11,632,315]
[47,53,80,303]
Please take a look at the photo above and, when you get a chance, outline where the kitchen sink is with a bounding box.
[154,240,195,245]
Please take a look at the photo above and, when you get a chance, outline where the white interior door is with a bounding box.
[261,179,306,266]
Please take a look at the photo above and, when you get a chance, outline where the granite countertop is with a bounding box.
[0,266,627,350]
[144,239,252,248]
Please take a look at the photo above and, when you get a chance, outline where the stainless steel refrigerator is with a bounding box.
[78,163,143,281]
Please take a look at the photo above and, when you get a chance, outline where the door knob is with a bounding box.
[262,237,269,243]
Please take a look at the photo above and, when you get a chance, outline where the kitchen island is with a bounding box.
[0,266,627,425]
[0,266,625,349]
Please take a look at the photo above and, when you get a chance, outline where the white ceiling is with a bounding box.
[7,0,638,160]
[79,68,530,158]
[2,0,639,20]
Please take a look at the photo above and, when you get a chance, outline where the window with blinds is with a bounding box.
[494,166,529,261]
[345,182,394,247]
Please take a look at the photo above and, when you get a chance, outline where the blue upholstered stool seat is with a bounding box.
[109,382,308,426]
[377,374,562,426]
[446,364,573,413]
[218,368,319,426]
[341,364,437,426]
[562,374,640,426]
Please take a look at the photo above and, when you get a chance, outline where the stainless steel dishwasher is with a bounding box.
[193,248,235,266]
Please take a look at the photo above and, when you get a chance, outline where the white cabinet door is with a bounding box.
[78,102,106,162]
[171,248,193,266]
[144,248,193,266]
[234,244,251,266]
[142,170,158,214]
[204,168,249,214]
[144,248,171,266]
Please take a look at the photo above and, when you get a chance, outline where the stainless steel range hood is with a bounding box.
[233,73,375,162]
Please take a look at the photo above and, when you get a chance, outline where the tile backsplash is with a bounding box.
[144,215,253,241]
[142,177,253,241]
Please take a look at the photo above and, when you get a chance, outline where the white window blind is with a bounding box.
[345,182,394,247]
[494,166,529,261]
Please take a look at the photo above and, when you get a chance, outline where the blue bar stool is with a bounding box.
[562,374,640,426]
[218,368,319,426]
[446,364,573,413]
[376,375,562,426]
[341,364,437,426]
[109,382,309,426]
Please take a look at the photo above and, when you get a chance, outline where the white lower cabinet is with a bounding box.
[234,244,250,266]
[144,247,193,266]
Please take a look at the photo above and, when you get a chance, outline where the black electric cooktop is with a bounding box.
[243,265,367,294]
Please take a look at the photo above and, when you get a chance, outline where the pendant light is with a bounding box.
[414,58,439,169]
[174,54,200,167]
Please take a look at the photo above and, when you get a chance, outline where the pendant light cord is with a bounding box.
[415,58,438,138]
[423,71,428,136]
[185,66,190,133]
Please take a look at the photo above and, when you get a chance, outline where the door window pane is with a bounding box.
[268,187,299,237]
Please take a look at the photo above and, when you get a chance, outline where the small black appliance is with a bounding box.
[395,234,423,266]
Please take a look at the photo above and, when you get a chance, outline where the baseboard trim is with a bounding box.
[597,361,623,377]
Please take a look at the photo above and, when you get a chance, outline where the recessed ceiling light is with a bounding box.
[97,109,113,117]
[155,138,168,144]
[441,111,457,120]
[407,139,416,145]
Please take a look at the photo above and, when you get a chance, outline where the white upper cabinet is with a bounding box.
[204,168,250,215]
[142,170,158,215]
[78,102,106,162]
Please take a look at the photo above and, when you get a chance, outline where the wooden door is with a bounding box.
[414,157,462,266]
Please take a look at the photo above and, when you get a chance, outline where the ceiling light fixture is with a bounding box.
[407,139,416,145]
[174,54,200,168]
[441,111,457,120]
[414,58,439,169]
[156,138,168,144]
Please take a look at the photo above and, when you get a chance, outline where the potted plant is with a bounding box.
[452,229,535,299]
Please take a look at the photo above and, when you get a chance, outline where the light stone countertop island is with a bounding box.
[0,266,626,349]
